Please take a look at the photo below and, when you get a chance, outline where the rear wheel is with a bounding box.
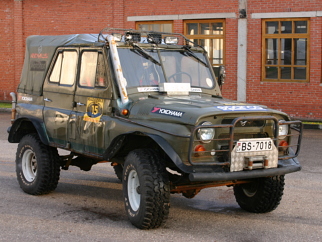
[16,134,60,195]
[233,175,285,213]
[123,149,170,229]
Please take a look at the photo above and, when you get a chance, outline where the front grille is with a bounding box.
[218,132,268,141]
[222,118,265,127]
[188,116,302,166]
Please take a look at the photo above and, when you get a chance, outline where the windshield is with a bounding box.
[117,48,215,89]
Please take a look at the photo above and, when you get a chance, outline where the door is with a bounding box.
[43,49,78,148]
[72,48,113,155]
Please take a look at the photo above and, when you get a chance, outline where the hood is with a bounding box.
[127,94,286,125]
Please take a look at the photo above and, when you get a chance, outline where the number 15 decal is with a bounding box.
[83,97,104,123]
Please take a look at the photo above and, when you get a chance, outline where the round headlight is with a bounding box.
[278,121,289,139]
[197,121,215,143]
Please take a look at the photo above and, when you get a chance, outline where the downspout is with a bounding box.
[106,35,129,105]
[237,0,247,102]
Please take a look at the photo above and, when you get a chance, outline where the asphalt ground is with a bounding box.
[0,111,321,241]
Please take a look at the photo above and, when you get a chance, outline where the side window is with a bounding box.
[96,52,107,87]
[49,51,78,85]
[79,51,107,88]
[50,53,62,83]
[61,52,78,85]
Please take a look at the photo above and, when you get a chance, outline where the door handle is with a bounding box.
[44,98,52,102]
[77,102,85,106]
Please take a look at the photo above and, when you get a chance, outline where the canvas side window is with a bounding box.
[49,51,78,85]
[79,51,108,88]
[49,53,62,83]
[79,51,98,87]
[60,51,78,85]
[95,52,107,87]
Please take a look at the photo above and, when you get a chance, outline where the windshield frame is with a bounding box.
[115,44,219,96]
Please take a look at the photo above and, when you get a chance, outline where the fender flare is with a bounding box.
[104,131,193,173]
[8,117,49,145]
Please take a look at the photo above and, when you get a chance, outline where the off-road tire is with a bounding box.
[16,133,60,195]
[113,164,123,181]
[123,149,170,229]
[233,175,285,213]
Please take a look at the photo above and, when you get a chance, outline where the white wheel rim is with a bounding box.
[22,149,37,182]
[242,183,258,197]
[128,169,140,211]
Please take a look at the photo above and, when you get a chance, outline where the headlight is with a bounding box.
[278,121,289,139]
[197,121,215,143]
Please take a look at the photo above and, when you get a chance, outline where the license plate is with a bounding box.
[236,138,273,153]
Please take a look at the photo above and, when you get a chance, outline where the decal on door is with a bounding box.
[83,97,104,123]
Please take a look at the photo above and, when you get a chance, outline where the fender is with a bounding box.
[146,133,193,173]
[8,117,49,145]
[104,131,193,173]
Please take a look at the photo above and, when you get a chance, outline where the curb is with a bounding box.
[303,123,322,130]
[0,108,11,113]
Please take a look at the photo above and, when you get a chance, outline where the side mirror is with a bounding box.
[218,65,226,87]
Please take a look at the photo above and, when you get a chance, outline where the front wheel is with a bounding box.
[123,149,170,229]
[16,134,60,195]
[233,175,285,213]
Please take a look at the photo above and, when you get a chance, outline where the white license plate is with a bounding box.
[236,138,273,153]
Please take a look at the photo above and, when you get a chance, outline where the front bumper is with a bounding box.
[189,157,301,182]
[187,116,303,182]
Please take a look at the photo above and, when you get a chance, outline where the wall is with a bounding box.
[0,0,14,101]
[0,0,321,120]
[247,0,322,120]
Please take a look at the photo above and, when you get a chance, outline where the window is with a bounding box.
[136,21,173,32]
[262,19,309,82]
[184,20,225,67]
[79,51,107,88]
[50,51,78,85]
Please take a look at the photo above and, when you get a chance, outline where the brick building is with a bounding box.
[1,0,321,120]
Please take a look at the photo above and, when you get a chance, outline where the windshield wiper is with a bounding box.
[132,43,161,66]
[182,46,208,67]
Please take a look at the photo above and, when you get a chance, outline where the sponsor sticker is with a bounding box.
[21,96,33,102]
[30,60,46,71]
[137,87,202,93]
[151,107,184,118]
[190,88,202,92]
[216,106,267,111]
[137,87,159,92]
[83,97,104,123]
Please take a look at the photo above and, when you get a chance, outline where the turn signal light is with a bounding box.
[121,109,129,116]
[194,145,206,157]
[279,140,288,147]
[278,140,288,152]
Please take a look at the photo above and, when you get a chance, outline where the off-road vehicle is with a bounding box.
[8,28,302,229]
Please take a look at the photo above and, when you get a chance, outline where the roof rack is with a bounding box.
[98,28,206,52]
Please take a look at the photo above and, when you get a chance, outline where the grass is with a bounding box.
[303,121,322,125]
[0,102,11,108]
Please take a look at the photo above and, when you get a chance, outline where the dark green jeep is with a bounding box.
[8,28,302,229]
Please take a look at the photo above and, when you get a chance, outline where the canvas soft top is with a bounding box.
[18,34,103,95]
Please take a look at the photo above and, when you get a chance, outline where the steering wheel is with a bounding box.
[168,71,192,83]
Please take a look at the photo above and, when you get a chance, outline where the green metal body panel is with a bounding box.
[9,31,303,183]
